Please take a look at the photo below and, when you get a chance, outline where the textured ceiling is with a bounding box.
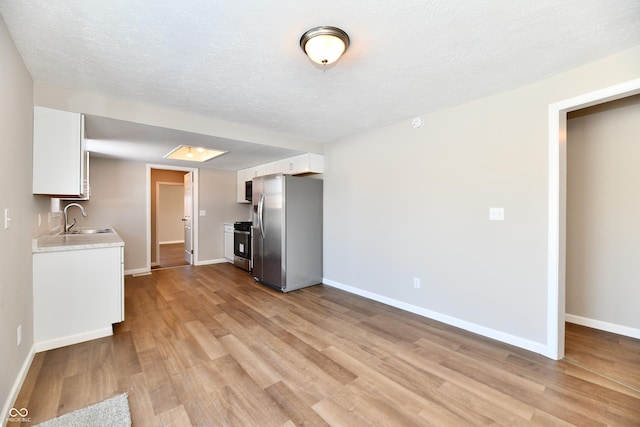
[1,1,639,169]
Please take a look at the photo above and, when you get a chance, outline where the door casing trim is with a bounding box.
[546,77,640,360]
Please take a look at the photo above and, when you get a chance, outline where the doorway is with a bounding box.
[547,77,640,360]
[155,181,189,269]
[564,95,640,391]
[147,165,199,272]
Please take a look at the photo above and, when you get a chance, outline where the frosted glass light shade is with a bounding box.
[300,26,350,65]
[164,145,227,162]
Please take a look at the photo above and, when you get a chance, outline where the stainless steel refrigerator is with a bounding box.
[252,173,323,292]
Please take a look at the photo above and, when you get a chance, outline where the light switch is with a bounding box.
[4,208,11,230]
[199,210,206,216]
[489,207,505,221]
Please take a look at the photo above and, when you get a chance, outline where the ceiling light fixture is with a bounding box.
[300,26,350,66]
[164,145,227,163]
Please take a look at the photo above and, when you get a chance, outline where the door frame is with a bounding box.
[546,77,640,360]
[146,164,199,273]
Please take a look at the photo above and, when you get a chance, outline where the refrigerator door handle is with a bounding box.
[258,193,266,239]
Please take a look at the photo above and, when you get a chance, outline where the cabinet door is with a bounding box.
[118,246,124,322]
[289,153,324,174]
[33,246,122,348]
[264,154,325,176]
[33,106,84,195]
[248,165,266,178]
[224,226,234,262]
[264,159,288,175]
[237,168,250,203]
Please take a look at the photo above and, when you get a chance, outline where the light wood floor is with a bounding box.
[565,322,640,392]
[10,264,640,426]
[153,243,189,269]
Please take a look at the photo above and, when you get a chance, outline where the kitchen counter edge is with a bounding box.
[33,228,125,253]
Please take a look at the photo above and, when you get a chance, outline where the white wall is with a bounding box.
[323,45,640,355]
[81,157,147,271]
[0,16,53,421]
[566,95,640,332]
[198,168,250,262]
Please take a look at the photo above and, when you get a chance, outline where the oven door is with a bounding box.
[234,230,251,259]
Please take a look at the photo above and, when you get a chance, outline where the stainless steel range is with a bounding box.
[233,221,252,272]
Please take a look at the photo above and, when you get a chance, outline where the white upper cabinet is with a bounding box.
[265,153,324,175]
[236,168,251,203]
[236,165,267,203]
[33,106,90,198]
[236,153,323,203]
[246,165,266,179]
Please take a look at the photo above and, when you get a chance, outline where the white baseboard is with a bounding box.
[322,278,548,357]
[1,344,35,425]
[195,258,230,266]
[159,240,184,245]
[34,327,113,353]
[126,267,151,276]
[566,314,640,339]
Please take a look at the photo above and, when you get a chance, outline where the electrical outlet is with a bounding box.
[17,324,22,346]
[413,277,421,289]
[489,207,505,221]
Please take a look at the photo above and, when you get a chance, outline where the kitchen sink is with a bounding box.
[67,228,113,234]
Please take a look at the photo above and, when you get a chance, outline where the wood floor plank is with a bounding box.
[136,348,171,390]
[10,352,44,418]
[155,243,189,270]
[10,263,640,426]
[218,334,282,389]
[312,397,373,427]
[270,311,341,351]
[184,320,228,360]
[118,374,154,427]
[331,379,434,426]
[206,354,291,427]
[323,345,443,418]
[248,339,347,406]
[157,404,191,427]
[565,322,640,390]
[266,380,330,427]
[17,357,64,425]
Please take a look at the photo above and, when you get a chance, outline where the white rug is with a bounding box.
[34,393,131,427]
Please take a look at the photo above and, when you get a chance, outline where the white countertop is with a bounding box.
[33,227,125,253]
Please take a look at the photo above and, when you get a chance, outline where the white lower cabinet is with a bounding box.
[33,246,124,351]
[224,223,234,262]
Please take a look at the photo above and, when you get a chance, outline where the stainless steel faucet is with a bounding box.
[63,203,87,233]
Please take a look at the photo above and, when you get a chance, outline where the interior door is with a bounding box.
[183,172,193,264]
